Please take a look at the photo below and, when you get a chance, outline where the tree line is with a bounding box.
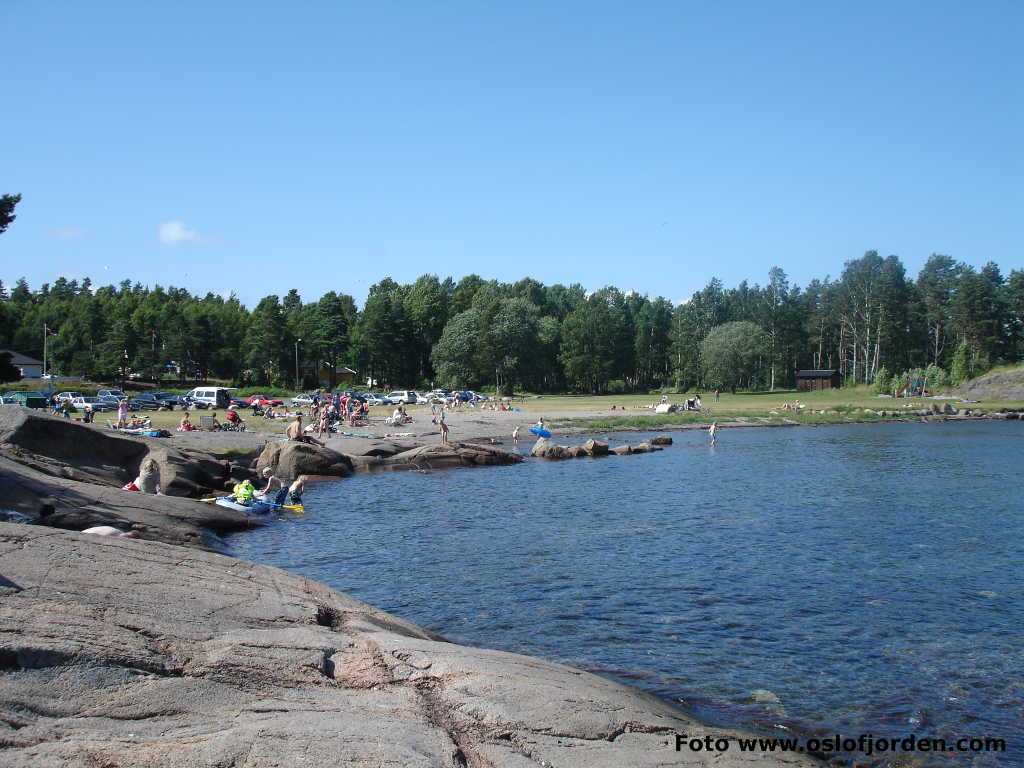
[0,252,1021,393]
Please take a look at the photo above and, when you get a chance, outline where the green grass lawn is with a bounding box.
[535,386,1024,430]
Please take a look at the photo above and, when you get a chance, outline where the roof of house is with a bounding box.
[0,349,43,366]
[795,369,838,378]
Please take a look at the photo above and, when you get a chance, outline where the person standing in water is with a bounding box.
[708,422,718,445]
[512,425,520,445]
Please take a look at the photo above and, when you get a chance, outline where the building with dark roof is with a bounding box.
[795,369,840,392]
[0,350,43,380]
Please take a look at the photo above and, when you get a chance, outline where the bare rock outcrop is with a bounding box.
[385,441,523,470]
[0,454,254,547]
[961,366,1024,401]
[0,524,822,768]
[326,437,418,458]
[0,409,255,498]
[256,440,355,479]
[533,437,621,460]
[0,407,145,486]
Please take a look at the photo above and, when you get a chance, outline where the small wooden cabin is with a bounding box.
[795,369,840,392]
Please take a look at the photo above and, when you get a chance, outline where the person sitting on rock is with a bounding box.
[133,457,161,494]
[179,412,195,431]
[208,412,222,431]
[286,414,323,446]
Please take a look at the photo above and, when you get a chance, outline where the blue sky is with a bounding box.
[2,1,1021,307]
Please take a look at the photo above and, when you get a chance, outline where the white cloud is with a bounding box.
[47,228,87,240]
[158,220,203,244]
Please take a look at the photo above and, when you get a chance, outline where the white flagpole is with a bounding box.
[43,323,47,377]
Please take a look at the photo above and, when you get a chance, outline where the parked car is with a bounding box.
[150,392,178,409]
[163,394,189,408]
[415,392,428,404]
[55,391,82,402]
[129,393,164,411]
[364,393,392,406]
[72,396,115,413]
[247,394,284,407]
[385,390,422,405]
[469,391,490,401]
[291,393,316,407]
[97,389,127,400]
[427,389,449,403]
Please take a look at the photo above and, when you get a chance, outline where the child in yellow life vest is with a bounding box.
[233,479,255,506]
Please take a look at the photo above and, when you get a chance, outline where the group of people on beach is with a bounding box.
[305,393,371,436]
[177,408,244,432]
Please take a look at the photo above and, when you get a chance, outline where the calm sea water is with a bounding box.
[228,421,1022,766]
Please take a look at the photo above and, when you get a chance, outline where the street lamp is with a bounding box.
[294,339,301,391]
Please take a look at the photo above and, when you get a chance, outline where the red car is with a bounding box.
[246,394,284,407]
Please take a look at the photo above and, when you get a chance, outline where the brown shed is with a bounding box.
[795,369,840,392]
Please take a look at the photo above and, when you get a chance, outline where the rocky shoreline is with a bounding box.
[0,409,824,766]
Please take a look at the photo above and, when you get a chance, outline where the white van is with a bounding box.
[184,387,233,409]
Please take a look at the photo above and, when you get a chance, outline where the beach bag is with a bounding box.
[121,481,140,492]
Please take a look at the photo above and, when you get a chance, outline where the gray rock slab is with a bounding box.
[0,454,253,547]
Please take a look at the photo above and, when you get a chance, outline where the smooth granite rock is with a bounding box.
[255,441,354,479]
[0,454,255,547]
[385,442,523,469]
[0,524,821,768]
[0,409,255,498]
